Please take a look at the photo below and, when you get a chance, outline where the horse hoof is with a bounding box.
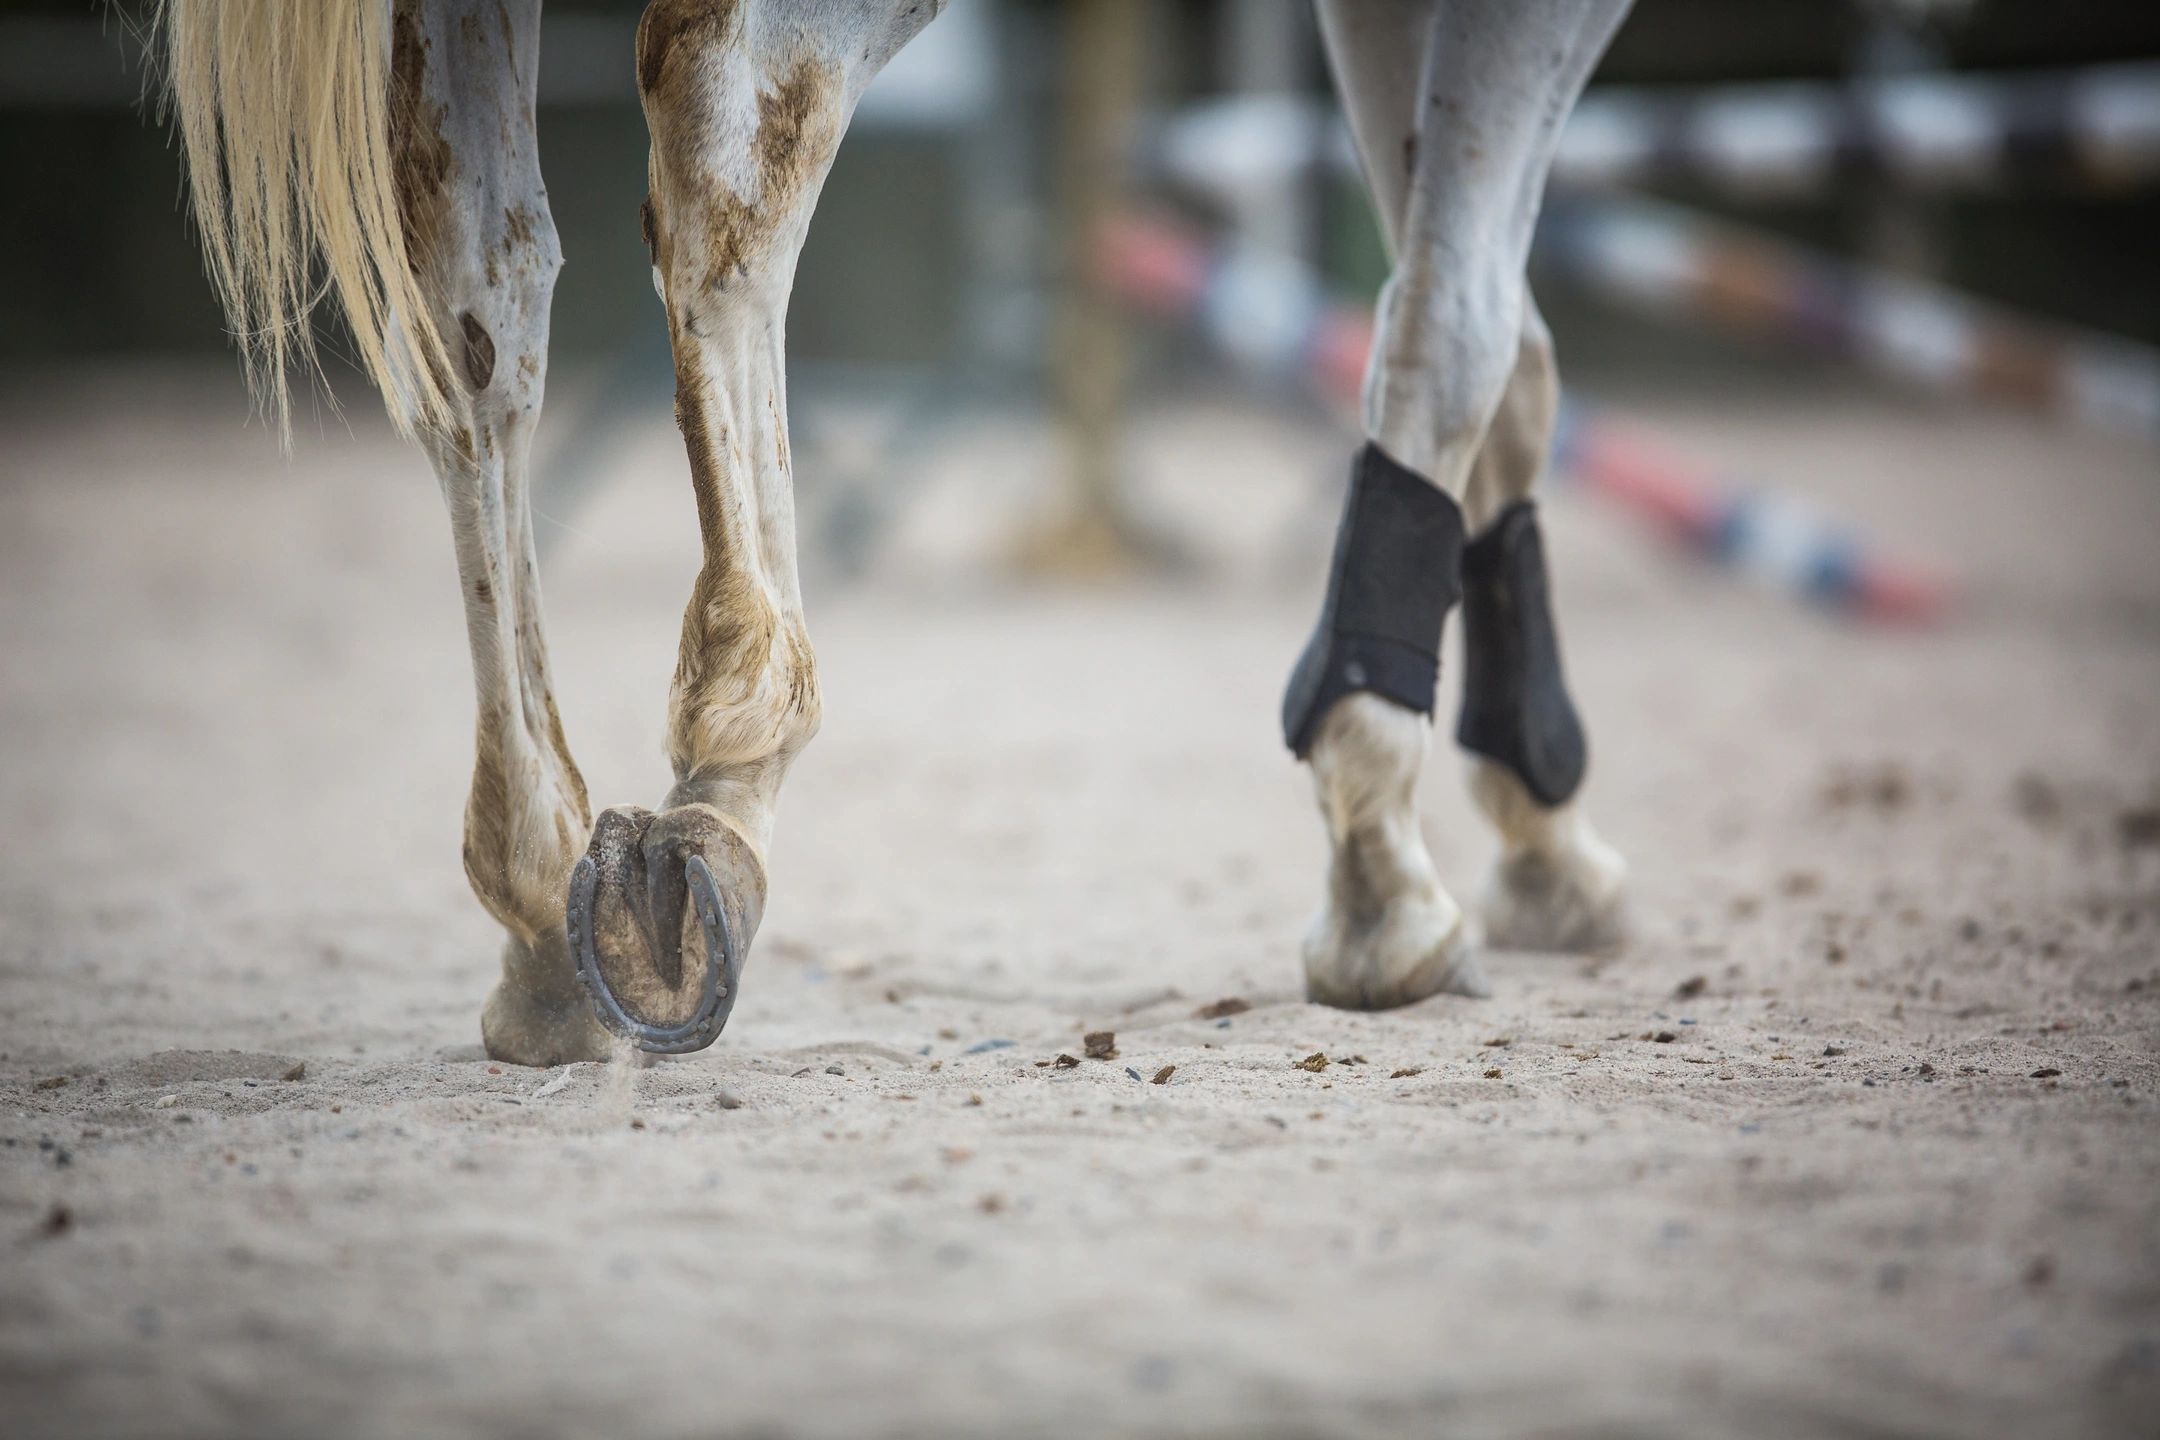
[1302,900,1490,1010]
[565,804,763,1055]
[1480,847,1628,955]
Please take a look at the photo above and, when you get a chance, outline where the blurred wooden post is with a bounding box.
[1016,0,1157,577]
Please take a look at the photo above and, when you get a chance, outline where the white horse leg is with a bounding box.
[389,0,607,1063]
[1461,301,1628,952]
[564,0,940,1053]
[1298,0,1630,1006]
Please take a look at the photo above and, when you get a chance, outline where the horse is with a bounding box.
[157,0,1634,1066]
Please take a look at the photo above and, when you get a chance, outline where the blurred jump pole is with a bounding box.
[1013,0,1177,578]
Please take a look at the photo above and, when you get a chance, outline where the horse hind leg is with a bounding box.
[563,0,940,1054]
[393,0,609,1063]
[1459,302,1628,954]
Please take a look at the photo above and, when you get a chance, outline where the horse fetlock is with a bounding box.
[458,720,586,934]
[667,609,822,803]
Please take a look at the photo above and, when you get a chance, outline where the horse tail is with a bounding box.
[158,0,448,441]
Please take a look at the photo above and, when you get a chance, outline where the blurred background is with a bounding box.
[4,8,2160,1435]
[3,0,2156,605]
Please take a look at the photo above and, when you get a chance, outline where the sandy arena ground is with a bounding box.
[0,370,2156,1439]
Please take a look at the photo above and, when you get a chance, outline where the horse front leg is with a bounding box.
[565,0,939,1053]
[389,0,608,1063]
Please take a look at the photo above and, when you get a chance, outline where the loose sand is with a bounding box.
[1,373,2155,1438]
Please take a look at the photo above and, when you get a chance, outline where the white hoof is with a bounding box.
[1303,897,1490,1009]
[1468,759,1628,954]
[481,934,613,1068]
[1302,696,1491,1008]
[1480,849,1627,953]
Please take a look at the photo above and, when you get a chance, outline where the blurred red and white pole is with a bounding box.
[1098,211,1953,624]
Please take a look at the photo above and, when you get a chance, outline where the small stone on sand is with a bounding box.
[531,1070,576,1100]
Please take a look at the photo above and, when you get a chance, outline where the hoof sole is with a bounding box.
[567,852,743,1055]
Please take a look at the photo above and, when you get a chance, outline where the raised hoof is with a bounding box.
[566,804,764,1055]
[1302,903,1491,1011]
[1480,849,1628,955]
[481,931,614,1067]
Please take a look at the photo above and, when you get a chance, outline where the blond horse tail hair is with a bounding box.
[158,0,450,443]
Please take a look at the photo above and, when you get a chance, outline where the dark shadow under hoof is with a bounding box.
[565,805,762,1055]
